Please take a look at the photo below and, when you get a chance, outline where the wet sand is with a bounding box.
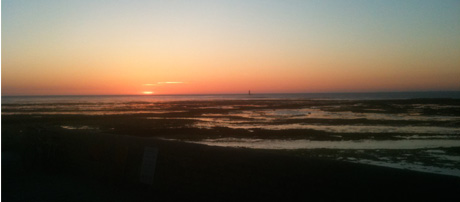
[2,126,460,201]
[2,99,460,201]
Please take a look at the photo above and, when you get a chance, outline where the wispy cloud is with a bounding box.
[143,82,185,86]
[157,82,184,84]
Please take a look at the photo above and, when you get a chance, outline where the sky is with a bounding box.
[2,0,460,95]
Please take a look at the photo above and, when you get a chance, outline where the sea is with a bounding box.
[2,91,460,177]
[3,91,460,104]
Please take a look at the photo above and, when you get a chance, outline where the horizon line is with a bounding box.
[2,90,460,97]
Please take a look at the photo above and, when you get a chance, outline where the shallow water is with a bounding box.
[186,138,460,177]
[187,138,460,150]
[194,122,460,134]
[61,125,97,130]
[4,95,460,178]
[3,110,187,115]
[228,108,460,121]
[350,159,460,177]
[185,106,460,135]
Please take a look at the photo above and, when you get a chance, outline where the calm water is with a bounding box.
[3,91,460,104]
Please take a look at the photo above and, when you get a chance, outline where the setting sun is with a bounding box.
[142,91,154,95]
[2,0,459,96]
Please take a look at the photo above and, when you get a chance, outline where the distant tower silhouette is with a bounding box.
[248,90,251,95]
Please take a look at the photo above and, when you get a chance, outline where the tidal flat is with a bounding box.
[2,98,460,201]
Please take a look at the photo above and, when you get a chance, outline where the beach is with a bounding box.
[2,96,460,201]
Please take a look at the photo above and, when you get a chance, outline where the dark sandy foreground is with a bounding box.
[2,125,460,202]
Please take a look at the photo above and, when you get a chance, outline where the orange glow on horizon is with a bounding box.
[2,1,460,96]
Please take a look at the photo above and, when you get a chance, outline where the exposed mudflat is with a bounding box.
[2,98,460,201]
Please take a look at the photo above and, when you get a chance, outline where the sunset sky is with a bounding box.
[2,0,460,95]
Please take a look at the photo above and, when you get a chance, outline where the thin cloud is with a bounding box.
[158,82,184,84]
[143,82,184,86]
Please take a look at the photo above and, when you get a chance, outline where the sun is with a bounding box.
[142,91,154,95]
